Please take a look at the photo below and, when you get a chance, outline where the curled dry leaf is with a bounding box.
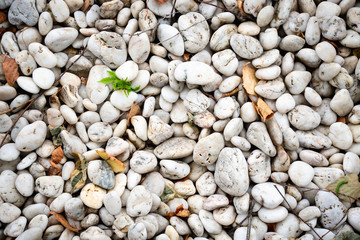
[69,152,88,193]
[49,211,79,232]
[326,173,360,203]
[96,150,126,173]
[1,54,19,87]
[81,0,91,12]
[167,204,191,218]
[160,183,176,203]
[47,161,61,176]
[51,146,64,164]
[183,53,190,61]
[237,0,247,16]
[337,116,346,124]
[242,62,274,120]
[127,103,141,127]
[0,12,6,24]
[155,0,168,4]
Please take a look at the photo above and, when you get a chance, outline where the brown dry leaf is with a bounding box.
[183,53,190,61]
[50,211,79,232]
[220,88,239,99]
[256,98,274,120]
[96,150,126,173]
[81,0,91,12]
[242,63,257,95]
[0,26,16,37]
[177,208,191,217]
[127,103,141,127]
[326,173,360,203]
[0,12,6,24]
[47,162,61,176]
[237,0,247,15]
[81,77,87,85]
[51,146,64,164]
[337,116,346,124]
[1,54,19,87]
[155,0,168,4]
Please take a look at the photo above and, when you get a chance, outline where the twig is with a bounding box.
[322,206,351,239]
[246,199,254,240]
[274,185,324,240]
[199,1,229,12]
[220,88,239,99]
[0,98,33,115]
[0,45,88,148]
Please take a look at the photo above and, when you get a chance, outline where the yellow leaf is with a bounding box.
[256,98,274,121]
[326,173,360,203]
[50,211,79,232]
[96,150,126,173]
[242,63,258,95]
[127,103,141,127]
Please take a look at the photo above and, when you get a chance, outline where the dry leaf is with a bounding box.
[51,146,64,164]
[1,54,19,87]
[354,48,360,58]
[256,98,274,121]
[168,204,191,218]
[81,0,91,12]
[69,152,88,193]
[242,63,257,95]
[183,53,190,61]
[96,150,126,173]
[160,183,175,203]
[220,88,239,99]
[127,103,141,127]
[237,0,247,16]
[337,116,346,124]
[47,162,61,176]
[335,231,360,240]
[81,77,87,85]
[0,12,6,24]
[0,26,16,38]
[155,0,168,4]
[50,211,79,232]
[326,173,360,203]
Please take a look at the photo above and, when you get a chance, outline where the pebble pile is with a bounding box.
[0,0,360,239]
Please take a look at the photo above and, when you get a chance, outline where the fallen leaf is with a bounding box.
[127,103,141,127]
[354,48,360,58]
[255,98,274,121]
[49,211,79,232]
[96,150,126,173]
[69,152,88,193]
[1,54,19,87]
[0,26,16,38]
[335,231,360,240]
[337,116,346,124]
[81,77,87,85]
[242,63,257,95]
[0,12,6,24]
[155,0,168,4]
[326,173,360,203]
[81,0,91,12]
[183,53,190,61]
[47,162,61,176]
[167,204,191,218]
[237,0,247,16]
[160,184,175,203]
[220,87,239,99]
[51,147,64,164]
[50,126,65,147]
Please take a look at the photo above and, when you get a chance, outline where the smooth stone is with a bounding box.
[115,60,139,82]
[147,115,174,145]
[128,32,150,64]
[28,43,57,68]
[288,161,314,187]
[329,122,353,150]
[88,31,127,68]
[8,0,39,26]
[44,27,78,52]
[65,198,85,221]
[15,173,34,197]
[157,24,184,56]
[35,176,64,198]
[126,186,153,217]
[258,206,288,223]
[315,191,347,228]
[210,24,237,52]
[0,143,20,162]
[178,12,210,53]
[15,227,43,240]
[15,121,47,152]
[348,207,360,232]
[193,132,225,166]
[32,67,55,90]
[80,183,107,209]
[87,122,113,143]
[160,160,190,180]
[17,77,40,94]
[246,122,276,157]
[110,90,138,111]
[49,0,70,23]
[60,130,87,158]
[4,216,27,237]
[87,160,115,189]
[0,203,21,223]
[174,61,215,85]
[251,182,285,209]
[130,151,157,174]
[214,147,249,196]
[154,137,196,159]
[288,105,321,131]
[230,34,263,59]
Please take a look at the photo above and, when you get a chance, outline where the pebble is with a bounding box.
[126,186,153,217]
[87,160,115,189]
[28,43,57,69]
[130,151,157,174]
[15,121,47,152]
[258,206,288,223]
[154,137,196,159]
[44,27,78,52]
[251,183,285,209]
[8,0,39,26]
[15,173,34,197]
[315,191,347,228]
[35,176,64,198]
[174,61,215,85]
[230,34,263,59]
[214,148,249,196]
[288,161,314,187]
[193,132,224,166]
[80,183,107,209]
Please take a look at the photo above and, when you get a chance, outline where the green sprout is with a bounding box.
[98,71,140,97]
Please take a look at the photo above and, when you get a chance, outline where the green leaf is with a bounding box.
[71,172,83,188]
[335,231,360,240]
[69,152,88,193]
[98,77,115,84]
[326,173,360,203]
[50,126,65,147]
[160,184,175,203]
[107,71,119,79]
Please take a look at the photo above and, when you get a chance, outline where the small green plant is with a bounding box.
[98,71,140,97]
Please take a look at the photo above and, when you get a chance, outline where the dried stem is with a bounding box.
[274,185,324,240]
[0,45,88,148]
[246,199,254,240]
